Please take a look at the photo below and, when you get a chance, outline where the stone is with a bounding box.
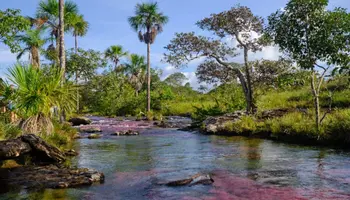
[64,149,79,157]
[80,127,102,133]
[202,111,246,133]
[0,138,32,160]
[0,165,104,189]
[112,130,139,136]
[68,117,92,126]
[88,134,101,139]
[165,174,214,187]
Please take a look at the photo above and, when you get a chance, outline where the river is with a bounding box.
[2,117,350,199]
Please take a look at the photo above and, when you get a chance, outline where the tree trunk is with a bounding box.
[311,70,320,134]
[59,0,66,123]
[243,48,255,114]
[75,35,79,113]
[31,47,40,69]
[147,42,151,112]
[59,0,66,80]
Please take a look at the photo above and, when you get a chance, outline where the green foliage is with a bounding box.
[0,9,30,52]
[66,48,106,80]
[8,64,75,134]
[224,116,260,134]
[128,2,169,44]
[164,72,188,87]
[0,122,22,140]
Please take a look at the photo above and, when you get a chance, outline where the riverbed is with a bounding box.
[1,117,350,199]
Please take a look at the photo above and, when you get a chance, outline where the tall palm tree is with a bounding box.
[128,2,168,112]
[68,14,88,52]
[58,0,66,77]
[68,14,88,113]
[104,45,128,74]
[124,54,147,96]
[36,0,78,65]
[16,28,47,68]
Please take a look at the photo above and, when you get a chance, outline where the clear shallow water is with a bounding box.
[2,119,350,200]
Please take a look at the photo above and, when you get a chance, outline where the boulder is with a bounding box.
[0,138,32,160]
[112,130,139,136]
[165,174,214,187]
[88,134,101,139]
[68,117,92,126]
[202,111,246,133]
[0,134,66,163]
[80,127,102,133]
[0,165,104,189]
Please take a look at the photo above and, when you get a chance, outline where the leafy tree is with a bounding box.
[104,45,128,74]
[198,85,208,93]
[8,64,75,134]
[164,72,188,87]
[164,5,264,114]
[0,9,30,52]
[66,48,106,112]
[15,28,47,68]
[128,2,169,112]
[124,54,147,96]
[266,0,350,133]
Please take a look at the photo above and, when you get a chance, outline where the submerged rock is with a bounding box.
[88,134,101,139]
[0,165,104,189]
[112,130,139,136]
[165,174,214,187]
[0,134,65,163]
[68,117,92,126]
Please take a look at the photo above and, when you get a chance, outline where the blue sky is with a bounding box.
[0,0,349,88]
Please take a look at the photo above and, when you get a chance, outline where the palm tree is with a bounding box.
[104,45,128,74]
[16,28,47,68]
[68,14,88,113]
[128,2,169,112]
[68,14,88,52]
[124,54,147,96]
[8,64,75,135]
[36,0,78,65]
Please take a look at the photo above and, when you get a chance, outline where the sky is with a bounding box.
[0,0,349,89]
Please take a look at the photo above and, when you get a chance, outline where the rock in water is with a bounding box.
[68,117,92,126]
[80,127,102,133]
[112,130,139,136]
[165,174,214,187]
[88,134,101,139]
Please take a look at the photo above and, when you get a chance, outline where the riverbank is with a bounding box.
[199,109,350,149]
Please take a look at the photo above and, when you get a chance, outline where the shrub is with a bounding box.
[223,116,259,134]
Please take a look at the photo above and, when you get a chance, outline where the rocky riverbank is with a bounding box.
[0,134,104,191]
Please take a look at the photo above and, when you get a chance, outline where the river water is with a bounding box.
[2,117,350,199]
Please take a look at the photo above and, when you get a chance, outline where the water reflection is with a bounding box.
[1,122,350,199]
